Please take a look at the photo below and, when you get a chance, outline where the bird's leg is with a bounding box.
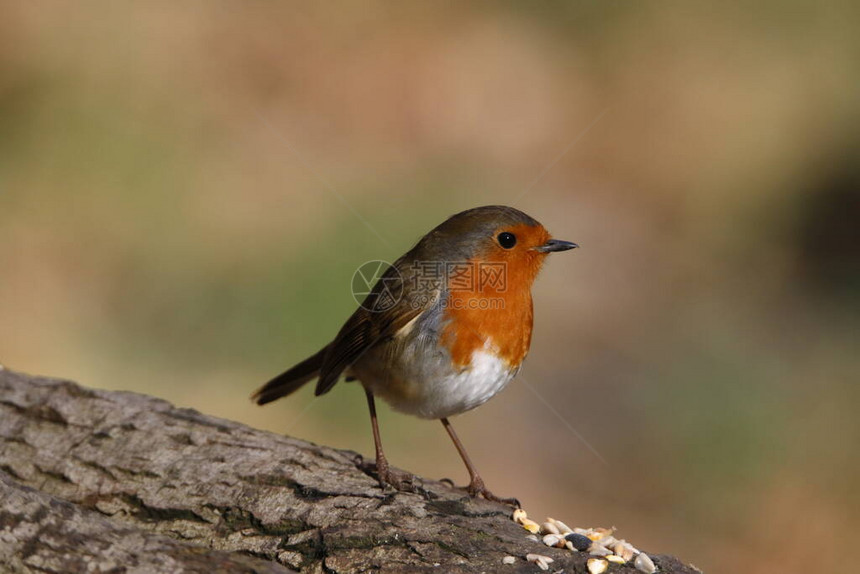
[440,417,520,507]
[364,388,414,491]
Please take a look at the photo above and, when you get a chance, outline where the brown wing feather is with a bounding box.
[315,255,428,395]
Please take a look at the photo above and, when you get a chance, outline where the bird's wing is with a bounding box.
[314,255,434,396]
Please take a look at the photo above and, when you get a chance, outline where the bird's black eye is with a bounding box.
[497,232,517,249]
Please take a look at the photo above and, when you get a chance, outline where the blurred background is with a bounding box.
[1,2,857,572]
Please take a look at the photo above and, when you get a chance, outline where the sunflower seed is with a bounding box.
[589,542,612,557]
[547,517,574,534]
[634,552,657,574]
[526,553,554,571]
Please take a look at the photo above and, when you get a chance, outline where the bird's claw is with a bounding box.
[465,476,520,507]
[377,466,416,493]
[355,454,417,493]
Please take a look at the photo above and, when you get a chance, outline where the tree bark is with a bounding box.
[0,367,700,573]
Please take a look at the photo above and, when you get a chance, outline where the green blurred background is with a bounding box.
[1,2,857,572]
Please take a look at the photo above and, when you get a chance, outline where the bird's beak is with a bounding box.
[534,239,579,253]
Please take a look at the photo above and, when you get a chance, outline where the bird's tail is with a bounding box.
[252,345,329,405]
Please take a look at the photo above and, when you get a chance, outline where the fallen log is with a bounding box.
[0,367,699,573]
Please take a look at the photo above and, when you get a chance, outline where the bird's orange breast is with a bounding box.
[440,223,549,369]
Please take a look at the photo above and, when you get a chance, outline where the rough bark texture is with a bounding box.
[0,368,700,573]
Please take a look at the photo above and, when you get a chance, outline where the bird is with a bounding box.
[252,205,577,504]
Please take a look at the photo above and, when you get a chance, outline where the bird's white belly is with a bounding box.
[354,345,517,420]
[416,349,515,419]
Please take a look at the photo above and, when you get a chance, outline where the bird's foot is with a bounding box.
[354,454,416,493]
[464,475,520,507]
[377,466,416,492]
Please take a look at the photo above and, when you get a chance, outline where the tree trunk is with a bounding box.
[0,367,700,573]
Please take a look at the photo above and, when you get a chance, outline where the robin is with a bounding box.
[252,205,577,504]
